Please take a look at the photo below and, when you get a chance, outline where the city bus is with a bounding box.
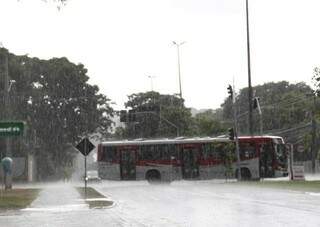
[97,136,287,181]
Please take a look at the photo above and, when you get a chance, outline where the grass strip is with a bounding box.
[235,180,320,192]
[76,187,113,209]
[0,188,40,211]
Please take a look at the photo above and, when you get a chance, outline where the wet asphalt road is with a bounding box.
[1,180,320,227]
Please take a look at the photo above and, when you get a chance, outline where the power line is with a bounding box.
[261,96,312,109]
[264,122,311,135]
[235,95,312,118]
[259,93,310,106]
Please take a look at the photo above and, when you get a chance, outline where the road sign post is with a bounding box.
[75,137,95,199]
[84,138,87,198]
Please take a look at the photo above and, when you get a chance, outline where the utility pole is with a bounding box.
[245,0,254,135]
[233,101,241,181]
[84,137,87,198]
[147,75,155,91]
[172,41,185,99]
[311,94,317,174]
[227,84,241,180]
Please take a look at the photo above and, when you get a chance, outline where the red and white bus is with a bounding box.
[97,136,288,181]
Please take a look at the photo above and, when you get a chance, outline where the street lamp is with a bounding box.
[147,75,156,91]
[245,0,254,135]
[172,41,186,99]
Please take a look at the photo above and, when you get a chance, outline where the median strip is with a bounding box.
[76,187,113,209]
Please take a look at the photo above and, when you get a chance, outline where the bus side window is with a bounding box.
[104,146,117,162]
[239,142,255,159]
[141,145,146,160]
[201,144,209,159]
[143,145,158,161]
[213,143,224,160]
[142,145,151,160]
[100,146,106,161]
[212,144,221,160]
[137,147,142,161]
[169,144,178,160]
[160,144,170,160]
[152,145,160,160]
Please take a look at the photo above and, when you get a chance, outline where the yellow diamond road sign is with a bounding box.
[76,137,95,156]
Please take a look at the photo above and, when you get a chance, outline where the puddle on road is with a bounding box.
[22,204,88,213]
[85,198,114,209]
[305,192,320,197]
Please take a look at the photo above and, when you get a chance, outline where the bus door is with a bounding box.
[259,143,274,178]
[119,147,136,180]
[181,145,200,179]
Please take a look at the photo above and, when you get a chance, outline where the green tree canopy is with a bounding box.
[221,81,313,135]
[121,91,193,138]
[0,48,114,179]
[193,109,227,137]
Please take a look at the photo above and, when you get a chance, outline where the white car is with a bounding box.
[84,170,101,182]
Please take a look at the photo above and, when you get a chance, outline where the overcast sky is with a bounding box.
[1,0,320,110]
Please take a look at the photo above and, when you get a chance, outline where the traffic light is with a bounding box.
[228,127,235,140]
[227,85,233,100]
[253,97,259,109]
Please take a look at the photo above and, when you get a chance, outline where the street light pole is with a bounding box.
[245,0,254,135]
[147,75,155,91]
[172,41,185,99]
[230,84,241,181]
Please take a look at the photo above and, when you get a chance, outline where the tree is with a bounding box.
[193,109,227,136]
[0,49,114,179]
[221,81,313,135]
[122,91,193,138]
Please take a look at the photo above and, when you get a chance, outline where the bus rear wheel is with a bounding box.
[236,168,252,181]
[146,170,161,183]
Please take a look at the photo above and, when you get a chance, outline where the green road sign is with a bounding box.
[0,122,24,136]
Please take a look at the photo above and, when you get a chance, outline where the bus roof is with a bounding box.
[239,135,283,140]
[100,135,283,146]
[100,137,228,146]
[239,135,284,144]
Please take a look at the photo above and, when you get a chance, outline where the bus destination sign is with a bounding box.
[0,122,24,137]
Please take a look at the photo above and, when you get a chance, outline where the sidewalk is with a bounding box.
[0,183,117,227]
[24,183,87,212]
